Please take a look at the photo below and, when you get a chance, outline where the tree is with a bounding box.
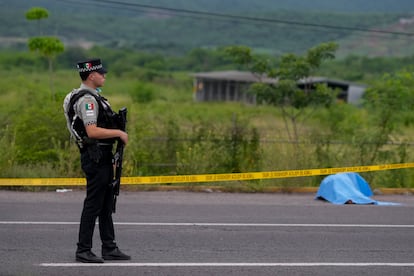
[25,7,64,100]
[362,70,414,165]
[226,42,339,161]
[28,36,64,99]
[25,7,49,35]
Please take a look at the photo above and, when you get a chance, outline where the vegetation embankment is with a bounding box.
[3,0,414,57]
[2,46,414,191]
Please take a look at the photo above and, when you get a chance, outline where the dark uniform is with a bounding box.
[63,59,130,263]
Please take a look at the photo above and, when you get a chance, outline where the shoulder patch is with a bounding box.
[84,101,95,116]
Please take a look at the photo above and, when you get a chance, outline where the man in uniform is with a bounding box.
[63,58,130,263]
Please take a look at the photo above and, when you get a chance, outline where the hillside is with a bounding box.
[335,15,414,58]
[9,0,414,13]
[1,0,414,57]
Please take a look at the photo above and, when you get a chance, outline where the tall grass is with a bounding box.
[1,67,414,189]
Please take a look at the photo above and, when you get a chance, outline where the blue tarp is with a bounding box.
[315,172,400,205]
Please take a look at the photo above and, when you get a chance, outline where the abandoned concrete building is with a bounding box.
[192,70,366,105]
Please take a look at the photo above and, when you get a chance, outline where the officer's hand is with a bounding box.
[119,131,128,145]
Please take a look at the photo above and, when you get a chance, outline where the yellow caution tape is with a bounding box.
[0,162,413,186]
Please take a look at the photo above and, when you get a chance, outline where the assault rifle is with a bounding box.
[112,107,127,213]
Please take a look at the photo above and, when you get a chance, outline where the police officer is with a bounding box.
[63,58,130,263]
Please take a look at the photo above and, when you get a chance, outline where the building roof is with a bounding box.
[192,70,277,84]
[193,70,365,88]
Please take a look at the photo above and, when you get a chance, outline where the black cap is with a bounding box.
[77,58,107,74]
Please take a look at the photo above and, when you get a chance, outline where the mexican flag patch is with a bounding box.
[85,103,94,110]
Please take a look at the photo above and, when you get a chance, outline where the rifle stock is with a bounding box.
[112,107,127,213]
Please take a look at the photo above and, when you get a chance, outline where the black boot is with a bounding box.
[76,251,104,263]
[102,248,131,260]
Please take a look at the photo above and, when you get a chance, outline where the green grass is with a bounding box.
[1,67,414,190]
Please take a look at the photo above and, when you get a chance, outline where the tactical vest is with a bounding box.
[67,89,119,147]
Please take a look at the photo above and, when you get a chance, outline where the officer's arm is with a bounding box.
[77,94,128,145]
[85,124,128,145]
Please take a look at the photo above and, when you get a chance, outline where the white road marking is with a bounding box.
[1,221,413,228]
[39,262,414,267]
[7,221,409,269]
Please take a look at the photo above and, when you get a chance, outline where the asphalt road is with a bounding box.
[1,190,414,276]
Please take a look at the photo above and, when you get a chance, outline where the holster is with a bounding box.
[86,143,103,163]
